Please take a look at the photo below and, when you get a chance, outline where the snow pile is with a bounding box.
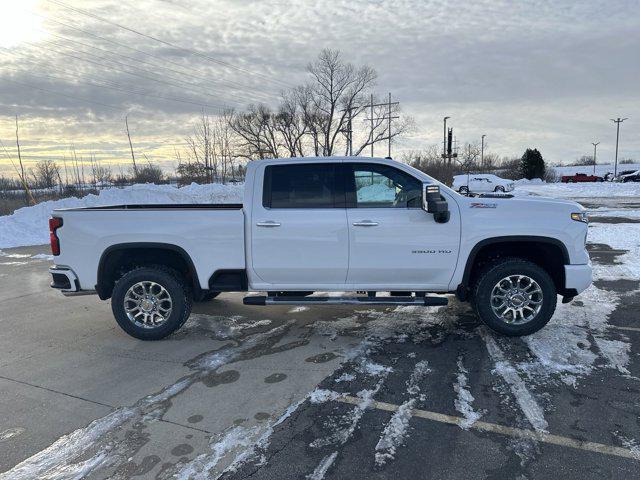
[0,182,244,249]
[515,181,640,198]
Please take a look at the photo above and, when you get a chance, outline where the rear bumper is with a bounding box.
[49,266,84,295]
[564,263,592,295]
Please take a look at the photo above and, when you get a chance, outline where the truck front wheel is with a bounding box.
[472,258,557,336]
[111,266,192,340]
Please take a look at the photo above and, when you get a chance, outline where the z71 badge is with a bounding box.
[470,202,497,208]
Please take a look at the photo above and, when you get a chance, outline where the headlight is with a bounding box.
[571,212,589,223]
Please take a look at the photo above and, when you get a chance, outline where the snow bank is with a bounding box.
[0,182,244,249]
[515,181,640,198]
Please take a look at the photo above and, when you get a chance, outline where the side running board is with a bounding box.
[243,296,448,307]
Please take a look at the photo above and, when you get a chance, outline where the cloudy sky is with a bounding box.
[0,0,638,177]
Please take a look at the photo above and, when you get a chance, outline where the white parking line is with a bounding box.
[611,325,640,333]
[336,396,640,462]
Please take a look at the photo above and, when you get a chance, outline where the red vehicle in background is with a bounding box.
[561,173,604,183]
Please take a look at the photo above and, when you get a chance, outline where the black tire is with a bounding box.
[494,186,505,192]
[459,186,469,195]
[197,291,221,302]
[111,266,192,340]
[472,258,557,336]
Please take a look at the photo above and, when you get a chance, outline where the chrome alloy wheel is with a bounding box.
[124,281,173,328]
[490,275,543,324]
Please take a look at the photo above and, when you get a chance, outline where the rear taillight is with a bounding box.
[49,217,63,256]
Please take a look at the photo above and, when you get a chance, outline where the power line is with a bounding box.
[0,64,231,111]
[3,77,122,110]
[21,40,239,107]
[26,10,281,101]
[45,0,292,89]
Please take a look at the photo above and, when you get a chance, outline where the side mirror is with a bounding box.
[422,184,450,224]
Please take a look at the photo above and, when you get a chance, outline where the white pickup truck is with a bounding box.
[48,157,592,340]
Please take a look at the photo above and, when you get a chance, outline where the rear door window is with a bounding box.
[263,163,343,208]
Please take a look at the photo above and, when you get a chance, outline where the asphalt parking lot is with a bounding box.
[0,197,639,479]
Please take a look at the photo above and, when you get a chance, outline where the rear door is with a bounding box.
[345,162,460,289]
[250,162,349,286]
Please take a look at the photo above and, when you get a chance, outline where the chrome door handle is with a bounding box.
[353,220,379,227]
[256,221,281,227]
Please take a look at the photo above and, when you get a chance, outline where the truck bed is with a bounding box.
[52,205,246,291]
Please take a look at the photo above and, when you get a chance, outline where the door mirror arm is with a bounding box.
[422,184,450,224]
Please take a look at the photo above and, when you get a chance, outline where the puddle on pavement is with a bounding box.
[589,216,640,224]
[593,279,640,293]
[305,352,338,363]
[264,372,287,383]
[586,243,628,265]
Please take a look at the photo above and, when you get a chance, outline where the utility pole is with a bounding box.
[610,117,627,178]
[591,141,600,175]
[481,134,486,173]
[442,116,450,158]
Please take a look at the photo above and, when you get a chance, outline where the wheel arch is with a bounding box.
[96,242,201,300]
[458,236,570,299]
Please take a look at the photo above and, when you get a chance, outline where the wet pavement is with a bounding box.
[0,197,638,479]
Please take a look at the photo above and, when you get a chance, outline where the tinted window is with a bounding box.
[263,163,339,208]
[348,163,422,208]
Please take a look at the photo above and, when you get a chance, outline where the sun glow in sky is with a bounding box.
[0,0,46,48]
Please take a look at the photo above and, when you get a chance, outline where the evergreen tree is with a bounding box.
[520,148,545,179]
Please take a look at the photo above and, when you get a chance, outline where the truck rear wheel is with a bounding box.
[472,258,556,336]
[111,266,192,340]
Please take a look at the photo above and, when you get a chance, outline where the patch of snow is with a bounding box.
[480,329,548,432]
[374,399,416,466]
[288,306,309,313]
[360,361,393,377]
[30,253,54,260]
[334,373,355,383]
[373,359,431,465]
[453,357,482,429]
[176,426,260,480]
[0,250,30,258]
[306,452,338,480]
[515,182,640,198]
[0,182,243,248]
[309,389,343,404]
[614,432,640,460]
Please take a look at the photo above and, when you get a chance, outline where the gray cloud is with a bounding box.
[0,0,638,172]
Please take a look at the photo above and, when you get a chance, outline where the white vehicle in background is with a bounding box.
[453,174,515,194]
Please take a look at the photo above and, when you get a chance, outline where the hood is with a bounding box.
[460,194,585,211]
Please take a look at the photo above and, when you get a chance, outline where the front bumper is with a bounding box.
[564,262,593,295]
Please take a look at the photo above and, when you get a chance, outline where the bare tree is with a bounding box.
[125,116,138,176]
[30,159,60,189]
[229,105,280,159]
[14,116,34,204]
[275,91,308,157]
[303,49,376,156]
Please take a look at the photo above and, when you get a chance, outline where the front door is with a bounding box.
[250,162,349,287]
[345,162,460,290]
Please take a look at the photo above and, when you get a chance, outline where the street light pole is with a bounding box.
[591,142,599,176]
[610,117,628,178]
[481,134,486,173]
